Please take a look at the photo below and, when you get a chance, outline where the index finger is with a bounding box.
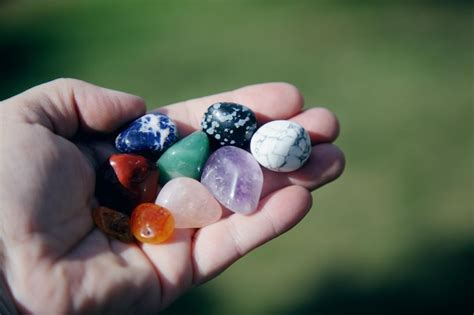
[155,82,304,136]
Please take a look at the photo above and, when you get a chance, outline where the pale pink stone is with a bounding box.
[155,177,222,228]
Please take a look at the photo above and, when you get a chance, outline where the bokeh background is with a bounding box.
[1,0,472,314]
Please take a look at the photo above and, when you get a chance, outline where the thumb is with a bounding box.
[2,78,146,138]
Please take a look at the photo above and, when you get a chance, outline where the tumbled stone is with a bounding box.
[250,120,311,172]
[92,206,135,243]
[130,203,174,244]
[95,154,159,215]
[201,102,257,148]
[156,131,210,184]
[156,177,222,228]
[201,146,263,214]
[115,113,178,158]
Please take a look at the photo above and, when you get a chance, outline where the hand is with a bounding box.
[0,79,345,313]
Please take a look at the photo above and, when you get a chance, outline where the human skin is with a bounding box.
[0,79,345,314]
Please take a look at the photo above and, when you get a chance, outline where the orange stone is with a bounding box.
[92,206,134,243]
[130,203,174,244]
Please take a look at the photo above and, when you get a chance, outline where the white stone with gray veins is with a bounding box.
[250,120,311,172]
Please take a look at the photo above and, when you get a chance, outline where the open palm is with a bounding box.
[0,79,344,314]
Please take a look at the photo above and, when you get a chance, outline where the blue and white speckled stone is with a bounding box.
[115,113,178,158]
[250,120,311,172]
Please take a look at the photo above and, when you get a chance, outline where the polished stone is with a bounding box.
[131,203,175,244]
[201,102,257,148]
[156,177,222,228]
[156,131,210,184]
[115,113,178,158]
[250,120,311,172]
[92,206,134,243]
[201,146,263,214]
[95,154,159,215]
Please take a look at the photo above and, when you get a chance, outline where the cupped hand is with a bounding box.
[0,79,345,314]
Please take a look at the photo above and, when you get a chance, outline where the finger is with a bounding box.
[291,107,340,144]
[191,185,312,285]
[262,143,346,197]
[3,78,146,138]
[76,140,119,171]
[156,82,304,136]
[140,229,194,309]
[256,107,344,197]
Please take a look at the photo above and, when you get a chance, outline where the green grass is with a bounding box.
[1,1,472,313]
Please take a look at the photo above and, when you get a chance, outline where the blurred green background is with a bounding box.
[1,0,472,314]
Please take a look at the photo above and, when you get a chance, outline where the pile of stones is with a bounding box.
[93,102,312,244]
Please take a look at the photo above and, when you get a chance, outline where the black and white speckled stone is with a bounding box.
[200,102,257,148]
[250,120,311,172]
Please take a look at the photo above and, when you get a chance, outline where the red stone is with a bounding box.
[110,154,159,202]
[95,154,159,214]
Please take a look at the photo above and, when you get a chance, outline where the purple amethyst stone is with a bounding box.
[201,146,263,214]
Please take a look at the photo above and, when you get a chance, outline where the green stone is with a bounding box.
[157,131,210,184]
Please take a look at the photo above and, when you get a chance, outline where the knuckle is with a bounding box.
[49,78,83,90]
